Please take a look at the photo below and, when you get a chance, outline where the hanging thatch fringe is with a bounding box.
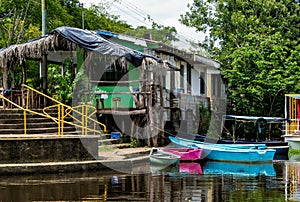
[0,33,77,69]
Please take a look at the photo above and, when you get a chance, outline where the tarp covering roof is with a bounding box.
[0,26,163,68]
[52,27,162,67]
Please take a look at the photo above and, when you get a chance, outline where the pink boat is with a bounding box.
[161,147,202,161]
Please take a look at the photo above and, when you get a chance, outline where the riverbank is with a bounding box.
[0,147,151,175]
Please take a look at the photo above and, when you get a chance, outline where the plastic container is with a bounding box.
[111,132,121,139]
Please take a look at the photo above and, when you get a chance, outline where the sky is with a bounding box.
[80,0,206,49]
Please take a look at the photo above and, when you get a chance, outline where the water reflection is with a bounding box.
[284,158,300,201]
[202,161,276,177]
[0,160,294,201]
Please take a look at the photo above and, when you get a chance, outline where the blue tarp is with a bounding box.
[51,26,163,67]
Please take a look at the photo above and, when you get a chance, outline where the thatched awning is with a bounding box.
[0,26,163,68]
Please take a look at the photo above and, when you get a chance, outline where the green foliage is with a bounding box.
[83,4,132,32]
[125,25,179,45]
[181,0,300,117]
[198,103,211,135]
[130,138,137,148]
[0,0,133,100]
[47,59,73,105]
[289,149,300,156]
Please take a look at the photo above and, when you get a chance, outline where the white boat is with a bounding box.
[149,148,180,166]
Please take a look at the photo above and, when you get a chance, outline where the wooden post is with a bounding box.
[146,62,152,147]
[139,64,145,108]
[41,54,48,94]
[21,61,27,108]
[22,61,26,88]
[160,74,164,107]
[2,61,8,90]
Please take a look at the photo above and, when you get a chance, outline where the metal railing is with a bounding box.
[0,84,107,135]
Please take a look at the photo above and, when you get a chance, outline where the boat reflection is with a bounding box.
[179,162,203,174]
[150,163,179,176]
[203,161,276,177]
[151,161,276,177]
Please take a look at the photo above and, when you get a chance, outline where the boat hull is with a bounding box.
[203,146,275,162]
[160,148,202,161]
[169,136,276,162]
[149,148,180,166]
[283,135,300,150]
[177,133,288,155]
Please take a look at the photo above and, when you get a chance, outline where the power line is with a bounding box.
[107,0,151,27]
[102,0,202,48]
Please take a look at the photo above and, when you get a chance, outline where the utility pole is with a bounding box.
[80,3,84,29]
[42,0,46,36]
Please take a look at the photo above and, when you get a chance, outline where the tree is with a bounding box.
[83,4,132,32]
[180,0,300,116]
[0,0,133,90]
[125,23,179,46]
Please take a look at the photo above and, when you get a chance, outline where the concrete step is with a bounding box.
[0,117,74,124]
[0,113,60,120]
[0,121,73,129]
[0,108,58,114]
[0,126,76,135]
[0,108,104,136]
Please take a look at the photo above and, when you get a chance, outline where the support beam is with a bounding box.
[41,54,48,94]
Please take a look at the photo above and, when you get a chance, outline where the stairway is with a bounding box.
[0,108,77,135]
[0,109,134,157]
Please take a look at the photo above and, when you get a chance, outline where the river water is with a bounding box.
[0,156,299,202]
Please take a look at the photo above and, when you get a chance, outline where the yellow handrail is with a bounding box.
[23,84,107,133]
[0,84,107,135]
[0,95,55,135]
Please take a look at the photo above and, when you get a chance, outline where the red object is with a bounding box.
[297,99,300,120]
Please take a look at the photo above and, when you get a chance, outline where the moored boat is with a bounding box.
[169,136,276,163]
[175,115,289,155]
[161,147,202,161]
[170,136,268,150]
[283,94,300,150]
[192,134,289,155]
[149,147,180,166]
[176,131,289,155]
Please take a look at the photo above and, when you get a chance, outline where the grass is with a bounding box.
[288,148,300,156]
[98,145,116,152]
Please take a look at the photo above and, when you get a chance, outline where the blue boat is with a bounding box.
[169,136,276,162]
[169,136,268,150]
[175,115,289,155]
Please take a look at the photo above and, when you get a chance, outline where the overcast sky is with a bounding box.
[80,0,206,49]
